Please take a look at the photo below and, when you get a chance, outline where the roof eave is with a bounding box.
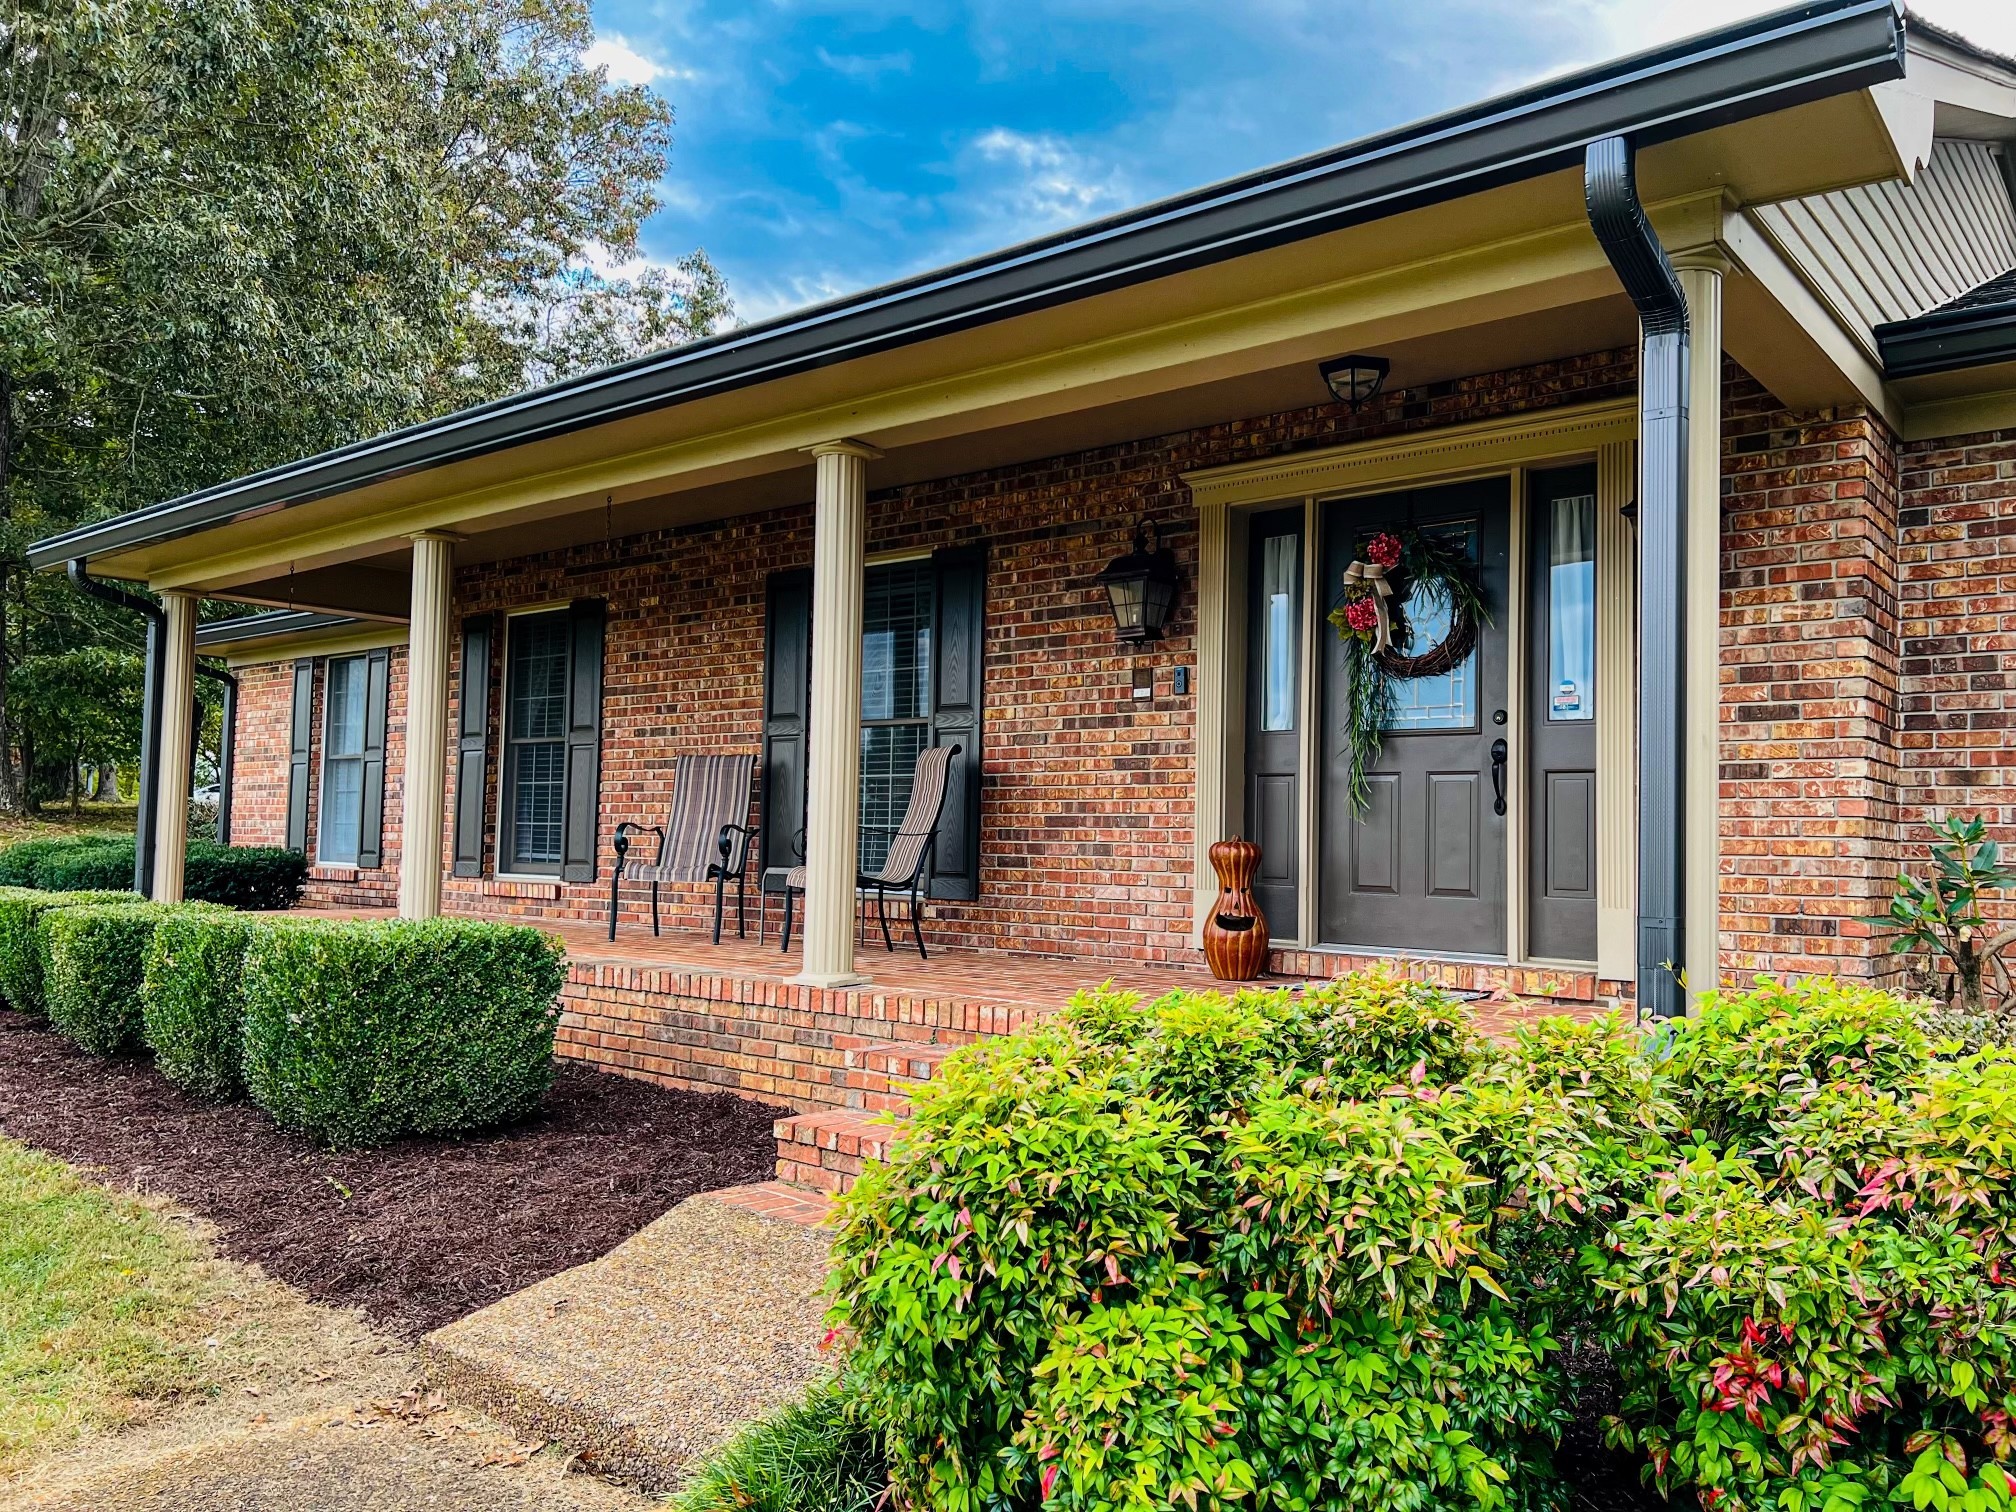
[28,0,1909,575]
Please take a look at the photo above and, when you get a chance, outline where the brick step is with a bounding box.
[841,1039,960,1109]
[775,1108,904,1195]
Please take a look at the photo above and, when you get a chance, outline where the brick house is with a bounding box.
[29,2,2016,1125]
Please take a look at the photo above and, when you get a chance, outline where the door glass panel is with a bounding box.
[1547,494,1596,722]
[1260,532,1298,732]
[1384,521,1478,731]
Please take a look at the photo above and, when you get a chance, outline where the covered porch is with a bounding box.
[31,1,1970,1013]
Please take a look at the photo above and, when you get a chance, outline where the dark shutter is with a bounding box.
[356,648,391,869]
[559,599,605,883]
[760,569,813,875]
[929,545,985,900]
[285,659,314,853]
[453,615,494,878]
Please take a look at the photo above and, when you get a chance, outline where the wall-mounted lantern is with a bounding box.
[1096,518,1181,644]
[1318,353,1391,411]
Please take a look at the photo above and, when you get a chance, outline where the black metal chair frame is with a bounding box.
[609,818,757,943]
[779,743,960,961]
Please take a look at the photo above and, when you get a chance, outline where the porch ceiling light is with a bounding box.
[1319,353,1391,411]
[1096,518,1180,644]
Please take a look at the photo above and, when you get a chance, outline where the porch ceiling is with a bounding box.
[36,0,1927,611]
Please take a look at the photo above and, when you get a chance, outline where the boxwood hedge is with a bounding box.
[42,902,228,1056]
[0,835,306,910]
[141,910,265,1099]
[241,918,567,1146]
[0,887,140,1014]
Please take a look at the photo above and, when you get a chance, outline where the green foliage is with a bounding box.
[1877,814,2016,1011]
[41,902,225,1056]
[0,837,305,910]
[671,1375,888,1512]
[1590,979,2016,1512]
[240,918,566,1146]
[141,911,263,1100]
[830,967,1607,1512]
[0,888,138,1014]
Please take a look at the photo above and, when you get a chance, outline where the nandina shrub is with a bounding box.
[1590,979,2016,1512]
[42,901,229,1055]
[240,917,567,1146]
[829,968,1633,1512]
[142,910,266,1099]
[0,886,140,1014]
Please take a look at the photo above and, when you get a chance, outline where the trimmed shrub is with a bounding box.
[0,834,126,889]
[43,902,228,1056]
[142,910,265,1099]
[0,836,306,910]
[241,918,567,1146]
[0,887,140,1013]
[829,966,1611,1512]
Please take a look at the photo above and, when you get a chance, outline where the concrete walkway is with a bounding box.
[422,1189,837,1495]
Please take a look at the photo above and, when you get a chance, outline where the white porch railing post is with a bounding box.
[797,439,880,987]
[151,590,199,903]
[400,531,456,920]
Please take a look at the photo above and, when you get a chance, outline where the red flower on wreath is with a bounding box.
[1343,597,1380,635]
[1366,532,1404,570]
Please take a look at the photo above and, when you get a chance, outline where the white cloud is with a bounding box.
[968,128,1132,226]
[1569,0,2016,61]
[582,33,686,87]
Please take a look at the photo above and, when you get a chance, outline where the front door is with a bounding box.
[1319,478,1511,955]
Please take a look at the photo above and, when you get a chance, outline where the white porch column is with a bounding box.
[399,532,456,920]
[1677,255,1727,1003]
[797,439,880,987]
[151,591,199,902]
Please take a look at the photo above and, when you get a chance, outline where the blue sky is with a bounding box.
[585,0,2016,326]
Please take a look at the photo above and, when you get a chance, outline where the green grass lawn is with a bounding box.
[0,802,136,853]
[0,1136,218,1471]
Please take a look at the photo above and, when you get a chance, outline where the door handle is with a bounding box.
[1490,738,1508,817]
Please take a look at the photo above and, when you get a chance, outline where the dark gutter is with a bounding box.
[26,0,1905,573]
[67,562,162,897]
[1875,298,2016,378]
[195,610,360,648]
[1585,135,1692,1021]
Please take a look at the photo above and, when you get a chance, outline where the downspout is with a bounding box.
[66,560,164,898]
[194,662,236,846]
[1584,135,1689,1020]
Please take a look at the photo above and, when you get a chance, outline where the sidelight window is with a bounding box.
[1260,531,1299,732]
[1546,494,1596,722]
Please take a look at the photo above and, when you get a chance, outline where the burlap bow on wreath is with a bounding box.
[1338,559,1394,654]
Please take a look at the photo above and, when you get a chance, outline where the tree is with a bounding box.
[0,0,729,809]
[10,646,143,813]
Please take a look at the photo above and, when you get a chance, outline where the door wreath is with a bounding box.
[1328,528,1491,813]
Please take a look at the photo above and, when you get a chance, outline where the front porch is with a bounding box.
[309,902,1614,1189]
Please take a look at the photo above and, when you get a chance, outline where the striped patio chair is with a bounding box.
[781,743,961,961]
[607,753,757,943]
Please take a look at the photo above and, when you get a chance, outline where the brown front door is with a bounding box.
[1319,477,1511,955]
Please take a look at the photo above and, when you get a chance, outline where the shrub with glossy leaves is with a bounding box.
[42,901,228,1055]
[0,835,306,909]
[240,917,566,1146]
[830,967,1613,1512]
[1591,980,2016,1512]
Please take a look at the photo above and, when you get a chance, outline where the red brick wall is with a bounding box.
[1898,425,2016,925]
[232,348,1641,966]
[226,346,1945,983]
[1717,371,1903,982]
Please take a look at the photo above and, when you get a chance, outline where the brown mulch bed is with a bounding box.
[0,1010,780,1339]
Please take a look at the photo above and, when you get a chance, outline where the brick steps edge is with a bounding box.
[775,1108,904,1195]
